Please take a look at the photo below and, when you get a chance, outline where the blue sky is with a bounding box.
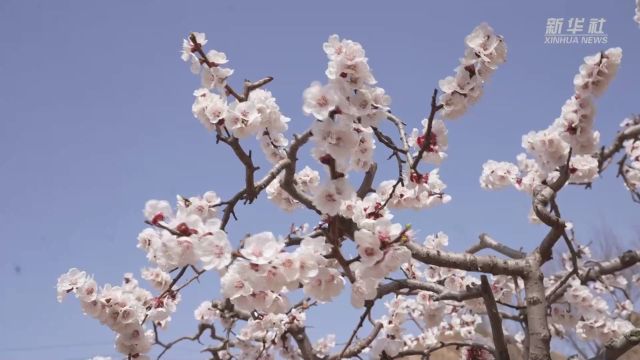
[0,1,638,359]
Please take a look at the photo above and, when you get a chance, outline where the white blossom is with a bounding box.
[57,268,88,302]
[409,119,448,165]
[239,232,284,265]
[574,48,623,98]
[303,267,345,302]
[194,300,220,323]
[312,177,355,215]
[439,23,507,119]
[303,81,339,120]
[480,160,520,189]
[569,155,599,183]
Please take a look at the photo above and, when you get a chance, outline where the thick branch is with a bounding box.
[466,233,526,259]
[289,325,321,360]
[406,241,527,276]
[523,257,551,360]
[480,275,510,360]
[533,152,572,263]
[356,163,377,199]
[377,278,482,302]
[581,249,640,282]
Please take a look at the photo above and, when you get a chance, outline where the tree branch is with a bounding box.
[410,88,444,174]
[280,130,320,213]
[336,301,373,359]
[406,241,527,276]
[598,123,640,173]
[328,322,383,360]
[466,233,526,259]
[356,162,377,199]
[480,275,511,360]
[377,278,482,302]
[289,324,321,360]
[523,257,551,360]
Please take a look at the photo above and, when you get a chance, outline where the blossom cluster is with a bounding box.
[235,309,307,359]
[304,26,509,216]
[636,0,640,25]
[300,35,390,217]
[57,270,155,359]
[184,33,292,164]
[438,23,507,119]
[266,166,320,212]
[408,119,449,165]
[197,304,308,359]
[621,116,640,192]
[221,232,344,312]
[362,235,511,358]
[56,191,237,358]
[377,168,452,210]
[139,192,232,272]
[548,247,636,344]
[272,189,419,311]
[376,241,637,358]
[349,219,412,308]
[300,34,455,215]
[301,35,388,175]
[194,283,334,359]
[369,295,486,358]
[139,193,348,318]
[378,23,509,211]
[303,35,389,174]
[480,48,623,194]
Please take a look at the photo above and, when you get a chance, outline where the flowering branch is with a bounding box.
[280,130,319,213]
[598,122,640,173]
[56,24,640,360]
[410,88,444,175]
[154,322,225,359]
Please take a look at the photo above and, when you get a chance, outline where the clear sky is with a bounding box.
[0,1,639,359]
